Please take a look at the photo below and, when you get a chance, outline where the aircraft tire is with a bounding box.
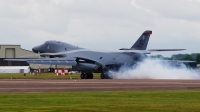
[90,73,93,79]
[104,74,109,79]
[88,73,93,79]
[84,72,93,79]
[84,74,88,79]
[100,73,105,79]
[80,73,85,79]
[101,73,111,79]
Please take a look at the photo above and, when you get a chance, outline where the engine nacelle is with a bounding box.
[73,63,101,72]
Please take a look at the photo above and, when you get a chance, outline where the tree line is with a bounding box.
[149,54,200,68]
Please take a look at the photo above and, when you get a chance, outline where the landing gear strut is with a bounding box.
[48,68,55,72]
[80,72,93,79]
[48,65,55,72]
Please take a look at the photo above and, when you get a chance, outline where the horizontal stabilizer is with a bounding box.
[119,49,185,52]
[148,49,185,52]
[119,50,150,53]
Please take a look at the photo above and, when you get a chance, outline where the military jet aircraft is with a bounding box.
[5,30,185,79]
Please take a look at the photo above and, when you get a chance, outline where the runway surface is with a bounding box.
[0,79,200,93]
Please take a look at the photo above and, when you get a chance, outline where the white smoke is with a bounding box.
[110,58,200,79]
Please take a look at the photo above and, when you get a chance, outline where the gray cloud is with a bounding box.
[0,0,199,56]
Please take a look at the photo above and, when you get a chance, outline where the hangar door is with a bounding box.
[5,48,15,58]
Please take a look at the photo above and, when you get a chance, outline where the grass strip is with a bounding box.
[0,91,200,112]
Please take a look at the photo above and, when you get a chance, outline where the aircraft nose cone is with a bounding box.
[32,46,39,53]
[32,47,36,53]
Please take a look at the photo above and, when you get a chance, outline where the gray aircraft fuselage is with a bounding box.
[32,40,145,72]
[6,30,185,79]
[30,30,154,77]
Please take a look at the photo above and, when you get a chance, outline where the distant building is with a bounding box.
[0,45,71,70]
[0,45,38,66]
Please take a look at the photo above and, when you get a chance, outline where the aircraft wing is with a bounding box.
[40,49,185,56]
[4,58,77,66]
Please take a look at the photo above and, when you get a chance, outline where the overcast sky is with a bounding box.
[0,0,200,57]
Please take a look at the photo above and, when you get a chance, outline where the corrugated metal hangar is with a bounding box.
[0,45,37,66]
[0,45,69,70]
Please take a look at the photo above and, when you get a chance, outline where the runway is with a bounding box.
[0,79,200,93]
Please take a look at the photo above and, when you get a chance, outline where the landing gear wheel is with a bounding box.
[101,66,110,79]
[87,72,93,79]
[101,72,111,79]
[100,73,104,79]
[80,73,85,79]
[90,73,94,79]
[81,72,93,79]
[101,73,107,79]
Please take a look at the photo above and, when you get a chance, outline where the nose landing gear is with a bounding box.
[48,68,55,72]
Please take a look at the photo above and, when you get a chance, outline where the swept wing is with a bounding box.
[4,58,77,66]
[40,49,185,56]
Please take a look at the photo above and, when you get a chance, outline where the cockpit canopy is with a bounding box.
[32,40,79,54]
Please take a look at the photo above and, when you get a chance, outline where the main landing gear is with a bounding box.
[100,66,112,79]
[80,72,94,79]
[100,72,111,79]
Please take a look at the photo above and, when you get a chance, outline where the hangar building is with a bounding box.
[0,45,69,70]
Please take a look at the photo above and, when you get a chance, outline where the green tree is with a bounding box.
[196,54,200,63]
[180,54,195,61]
[150,54,164,59]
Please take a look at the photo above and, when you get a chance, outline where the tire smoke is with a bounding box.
[110,58,200,79]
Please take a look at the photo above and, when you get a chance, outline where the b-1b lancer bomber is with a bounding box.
[5,30,185,79]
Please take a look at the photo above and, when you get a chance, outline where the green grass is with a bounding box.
[0,73,101,79]
[0,91,200,112]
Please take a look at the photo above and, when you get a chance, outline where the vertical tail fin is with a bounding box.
[131,30,152,50]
